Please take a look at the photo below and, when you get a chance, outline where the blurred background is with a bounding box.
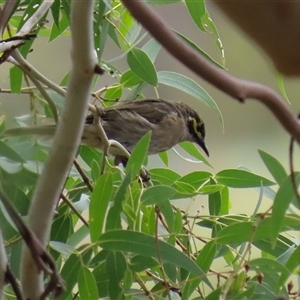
[1,2,300,214]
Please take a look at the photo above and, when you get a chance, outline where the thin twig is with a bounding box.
[0,188,65,297]
[73,159,94,192]
[154,206,171,300]
[133,272,154,300]
[60,194,89,228]
[5,266,24,300]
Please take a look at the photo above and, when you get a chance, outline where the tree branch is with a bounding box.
[20,0,97,298]
[121,0,300,144]
[0,188,65,299]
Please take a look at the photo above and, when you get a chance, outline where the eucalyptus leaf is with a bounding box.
[90,173,113,242]
[158,71,223,127]
[141,185,177,205]
[258,149,287,185]
[98,229,212,287]
[127,48,158,86]
[78,266,98,300]
[271,173,300,246]
[216,169,275,188]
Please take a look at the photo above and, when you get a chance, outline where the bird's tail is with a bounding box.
[3,125,57,137]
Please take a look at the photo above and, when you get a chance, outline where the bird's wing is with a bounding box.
[101,99,177,124]
[3,126,56,136]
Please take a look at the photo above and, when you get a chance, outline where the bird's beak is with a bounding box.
[197,139,209,157]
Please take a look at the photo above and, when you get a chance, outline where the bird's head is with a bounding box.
[178,104,209,157]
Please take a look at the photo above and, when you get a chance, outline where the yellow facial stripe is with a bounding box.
[191,117,202,138]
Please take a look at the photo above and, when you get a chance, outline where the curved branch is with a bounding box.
[121,0,300,144]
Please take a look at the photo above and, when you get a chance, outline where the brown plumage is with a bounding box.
[4,98,209,158]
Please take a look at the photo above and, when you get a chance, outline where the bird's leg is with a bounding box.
[93,109,131,174]
[92,106,151,185]
[93,106,110,174]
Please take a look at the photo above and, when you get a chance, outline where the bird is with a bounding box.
[4,98,209,162]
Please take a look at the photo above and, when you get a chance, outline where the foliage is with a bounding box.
[0,1,299,299]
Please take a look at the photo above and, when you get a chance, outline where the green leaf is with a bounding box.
[182,241,216,300]
[79,145,102,166]
[0,141,25,163]
[215,216,295,246]
[119,9,135,49]
[258,149,287,185]
[67,225,90,248]
[278,246,300,286]
[0,115,5,135]
[202,12,225,62]
[91,159,101,183]
[271,173,300,246]
[149,168,181,186]
[60,250,92,300]
[49,241,74,257]
[220,186,229,214]
[10,66,23,93]
[209,178,221,216]
[90,173,113,242]
[158,150,168,166]
[175,31,225,69]
[119,10,142,49]
[126,131,151,180]
[158,71,223,127]
[127,48,158,86]
[50,0,61,28]
[51,215,73,243]
[179,141,212,167]
[216,169,275,188]
[216,222,254,245]
[106,251,127,300]
[141,186,177,205]
[277,73,290,104]
[49,12,69,42]
[61,0,71,22]
[159,199,174,232]
[249,258,290,293]
[104,84,123,100]
[205,288,222,300]
[176,171,212,190]
[173,181,195,195]
[185,0,206,31]
[105,173,132,231]
[142,38,162,62]
[0,157,22,174]
[130,255,158,272]
[106,251,127,283]
[96,14,109,60]
[120,69,142,87]
[78,266,98,300]
[200,184,224,194]
[98,230,210,283]
[254,234,295,258]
